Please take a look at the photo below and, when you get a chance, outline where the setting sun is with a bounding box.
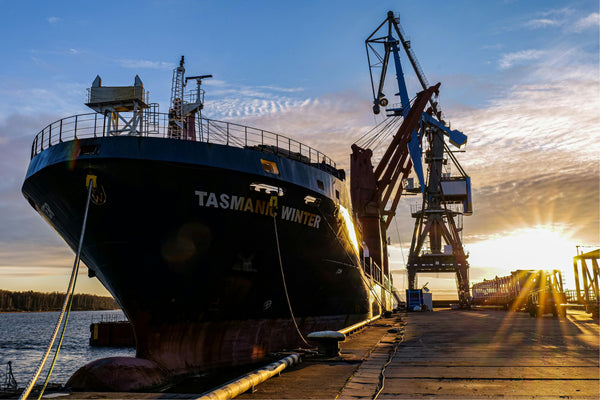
[467,225,578,286]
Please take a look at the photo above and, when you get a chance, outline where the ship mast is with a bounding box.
[168,56,212,140]
[168,57,185,139]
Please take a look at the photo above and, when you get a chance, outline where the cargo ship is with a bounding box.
[21,58,394,390]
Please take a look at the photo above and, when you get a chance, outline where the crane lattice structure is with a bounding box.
[573,247,599,316]
[352,11,473,307]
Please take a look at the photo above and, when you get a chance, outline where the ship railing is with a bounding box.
[198,118,336,169]
[91,312,129,323]
[30,112,337,173]
[410,202,464,214]
[383,273,391,291]
[363,256,384,284]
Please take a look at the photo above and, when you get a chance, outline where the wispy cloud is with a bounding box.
[524,18,560,29]
[453,60,599,246]
[116,59,175,70]
[202,80,309,119]
[510,7,596,34]
[207,97,314,119]
[0,82,88,120]
[539,7,574,18]
[28,48,82,57]
[572,12,600,32]
[498,49,546,69]
[220,90,376,170]
[46,16,60,24]
[254,85,304,93]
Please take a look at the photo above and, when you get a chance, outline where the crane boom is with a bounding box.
[353,11,474,307]
[351,84,440,276]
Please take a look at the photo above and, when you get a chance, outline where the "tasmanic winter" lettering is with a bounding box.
[194,191,321,229]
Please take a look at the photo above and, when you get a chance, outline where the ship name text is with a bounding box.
[194,191,321,229]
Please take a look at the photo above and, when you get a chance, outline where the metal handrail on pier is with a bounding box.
[30,112,337,173]
[565,289,598,303]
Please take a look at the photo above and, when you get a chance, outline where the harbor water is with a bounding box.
[0,310,135,387]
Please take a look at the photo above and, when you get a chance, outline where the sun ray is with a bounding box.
[468,225,579,291]
[489,272,539,351]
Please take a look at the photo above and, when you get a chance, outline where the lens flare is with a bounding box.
[67,139,81,171]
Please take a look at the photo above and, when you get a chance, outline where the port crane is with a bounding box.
[351,11,473,307]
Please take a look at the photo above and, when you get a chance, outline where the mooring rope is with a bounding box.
[272,213,310,347]
[36,272,79,399]
[20,181,93,400]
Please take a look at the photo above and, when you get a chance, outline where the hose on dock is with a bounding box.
[196,353,301,400]
[338,314,381,336]
[198,314,387,399]
[19,181,94,400]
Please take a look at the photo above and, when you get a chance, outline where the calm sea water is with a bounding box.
[0,310,135,387]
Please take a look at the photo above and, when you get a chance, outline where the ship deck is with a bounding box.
[30,308,599,399]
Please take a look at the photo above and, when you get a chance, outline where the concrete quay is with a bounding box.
[240,308,599,399]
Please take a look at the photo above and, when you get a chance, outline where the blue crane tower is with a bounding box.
[351,11,473,307]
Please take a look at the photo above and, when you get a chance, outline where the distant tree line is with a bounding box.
[0,290,119,312]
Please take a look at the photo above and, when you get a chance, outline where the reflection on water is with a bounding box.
[0,310,135,386]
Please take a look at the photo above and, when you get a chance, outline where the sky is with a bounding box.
[0,0,598,299]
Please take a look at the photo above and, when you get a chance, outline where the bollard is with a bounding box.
[307,330,346,356]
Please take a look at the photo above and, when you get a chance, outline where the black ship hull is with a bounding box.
[23,136,387,389]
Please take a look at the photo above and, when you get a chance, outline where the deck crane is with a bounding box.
[351,11,473,307]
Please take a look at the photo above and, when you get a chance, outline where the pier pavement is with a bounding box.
[32,308,599,399]
[239,308,599,399]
